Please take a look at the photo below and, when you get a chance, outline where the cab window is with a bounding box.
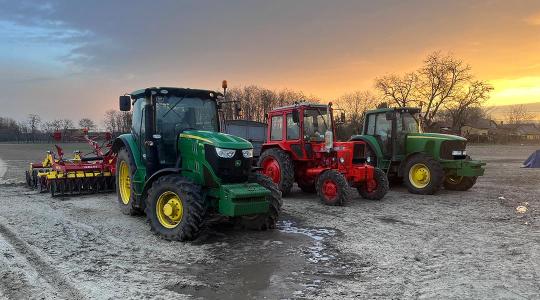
[375,113,391,138]
[270,115,283,140]
[286,113,300,140]
[366,114,376,135]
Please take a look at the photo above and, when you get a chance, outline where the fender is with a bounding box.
[349,135,384,165]
[112,134,147,196]
[141,168,182,199]
[260,143,287,156]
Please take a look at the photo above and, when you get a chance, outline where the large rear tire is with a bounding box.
[357,168,389,200]
[258,148,294,196]
[403,154,444,195]
[316,170,351,206]
[146,175,205,241]
[443,176,477,191]
[236,173,282,230]
[116,148,140,215]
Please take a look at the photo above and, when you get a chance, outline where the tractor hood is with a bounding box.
[407,132,466,142]
[179,130,253,149]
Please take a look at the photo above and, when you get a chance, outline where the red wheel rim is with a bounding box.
[322,179,338,202]
[366,179,377,193]
[262,157,281,184]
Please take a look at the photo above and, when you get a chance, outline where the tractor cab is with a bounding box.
[362,107,421,161]
[120,88,222,171]
[266,102,344,160]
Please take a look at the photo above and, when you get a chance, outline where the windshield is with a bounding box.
[303,108,330,142]
[155,96,218,133]
[154,96,218,166]
[400,112,421,133]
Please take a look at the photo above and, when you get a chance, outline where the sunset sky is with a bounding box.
[1,0,540,122]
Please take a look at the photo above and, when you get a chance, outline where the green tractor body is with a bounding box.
[112,87,280,241]
[351,107,485,194]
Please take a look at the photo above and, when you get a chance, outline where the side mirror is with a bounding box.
[119,96,131,111]
[292,109,300,123]
[340,112,346,123]
[385,111,395,120]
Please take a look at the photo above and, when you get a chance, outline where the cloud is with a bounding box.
[525,12,540,26]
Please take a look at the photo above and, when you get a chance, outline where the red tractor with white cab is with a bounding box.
[254,102,389,205]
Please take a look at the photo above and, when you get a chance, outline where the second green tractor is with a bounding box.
[112,87,281,241]
[351,107,485,195]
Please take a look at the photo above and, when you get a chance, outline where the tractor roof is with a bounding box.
[129,87,222,100]
[367,106,421,114]
[272,102,328,112]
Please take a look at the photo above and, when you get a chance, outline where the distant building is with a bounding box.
[461,119,497,139]
[515,124,540,140]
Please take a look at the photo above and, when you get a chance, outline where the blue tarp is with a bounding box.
[523,150,540,168]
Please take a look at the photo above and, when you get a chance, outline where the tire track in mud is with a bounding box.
[0,222,86,300]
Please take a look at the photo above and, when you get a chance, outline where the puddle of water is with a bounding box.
[277,220,337,263]
[167,218,340,299]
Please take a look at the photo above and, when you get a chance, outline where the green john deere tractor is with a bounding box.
[111,86,281,241]
[351,107,485,194]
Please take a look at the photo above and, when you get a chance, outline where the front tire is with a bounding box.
[116,148,140,215]
[358,168,389,200]
[236,173,282,230]
[443,176,477,191]
[316,170,351,206]
[403,154,444,195]
[146,175,205,241]
[258,148,294,196]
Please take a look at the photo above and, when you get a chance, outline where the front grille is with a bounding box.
[440,140,466,159]
[352,143,366,164]
[204,144,251,183]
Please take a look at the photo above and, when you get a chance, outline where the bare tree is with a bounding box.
[103,110,118,133]
[375,72,418,107]
[506,105,535,124]
[417,52,472,127]
[445,80,493,129]
[222,86,308,122]
[337,91,378,127]
[79,118,97,131]
[103,110,132,134]
[27,114,41,141]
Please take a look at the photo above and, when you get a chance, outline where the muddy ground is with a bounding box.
[0,143,538,299]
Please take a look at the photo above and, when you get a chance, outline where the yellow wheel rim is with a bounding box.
[118,161,131,205]
[409,163,431,189]
[156,191,184,229]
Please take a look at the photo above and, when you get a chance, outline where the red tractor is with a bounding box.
[255,102,389,205]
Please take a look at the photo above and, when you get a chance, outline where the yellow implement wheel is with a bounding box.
[156,191,184,229]
[408,163,431,189]
[118,160,131,204]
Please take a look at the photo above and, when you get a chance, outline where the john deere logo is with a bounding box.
[235,160,242,167]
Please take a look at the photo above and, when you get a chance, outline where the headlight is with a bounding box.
[452,150,467,156]
[242,149,253,158]
[215,147,236,158]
